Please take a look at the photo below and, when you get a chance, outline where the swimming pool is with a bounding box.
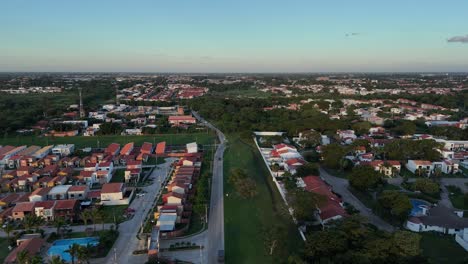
[410,199,430,216]
[47,237,99,262]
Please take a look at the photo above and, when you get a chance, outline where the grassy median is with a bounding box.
[223,134,302,264]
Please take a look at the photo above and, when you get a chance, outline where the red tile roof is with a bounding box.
[101,183,123,193]
[54,199,78,210]
[120,142,134,156]
[34,200,55,209]
[168,115,196,121]
[4,238,45,264]
[68,185,87,192]
[141,142,153,154]
[30,187,51,197]
[87,190,101,198]
[13,202,36,213]
[302,176,347,222]
[156,142,166,155]
[80,171,95,178]
[105,143,120,155]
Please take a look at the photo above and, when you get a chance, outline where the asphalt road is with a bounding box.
[91,159,174,264]
[192,111,226,264]
[319,167,395,232]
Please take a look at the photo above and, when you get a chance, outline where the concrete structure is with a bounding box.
[101,183,130,205]
[186,142,198,154]
[406,205,468,251]
[52,144,75,157]
[47,185,72,200]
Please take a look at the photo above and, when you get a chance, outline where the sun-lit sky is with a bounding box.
[1,0,468,72]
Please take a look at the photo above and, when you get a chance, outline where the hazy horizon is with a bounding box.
[1,0,468,72]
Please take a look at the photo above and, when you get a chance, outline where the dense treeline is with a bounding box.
[0,80,116,134]
[189,97,350,136]
[303,216,427,264]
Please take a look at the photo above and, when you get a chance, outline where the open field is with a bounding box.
[0,132,216,148]
[420,232,468,264]
[224,134,302,263]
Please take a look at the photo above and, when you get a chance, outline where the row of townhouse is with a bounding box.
[0,182,129,222]
[156,154,202,238]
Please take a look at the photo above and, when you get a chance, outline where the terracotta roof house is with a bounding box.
[4,238,45,264]
[302,176,347,224]
[12,202,36,220]
[0,193,23,208]
[162,192,184,206]
[156,142,166,155]
[79,170,97,185]
[141,142,153,154]
[168,115,196,125]
[53,199,79,222]
[101,183,130,205]
[120,142,134,156]
[105,143,121,156]
[33,176,53,189]
[16,166,35,177]
[34,200,56,221]
[68,185,88,200]
[29,187,52,202]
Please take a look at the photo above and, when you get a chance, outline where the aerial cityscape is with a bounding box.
[1,1,468,264]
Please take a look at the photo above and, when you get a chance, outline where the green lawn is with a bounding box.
[0,237,10,263]
[224,134,302,264]
[99,205,129,224]
[110,169,125,183]
[446,185,468,210]
[0,132,216,148]
[420,232,468,264]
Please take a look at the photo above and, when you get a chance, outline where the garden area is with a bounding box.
[420,232,468,264]
[446,185,468,210]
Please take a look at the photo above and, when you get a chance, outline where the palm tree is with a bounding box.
[23,214,35,230]
[49,256,66,264]
[89,208,100,233]
[16,249,30,264]
[1,222,14,238]
[65,243,81,264]
[77,245,90,264]
[53,217,66,237]
[32,215,45,230]
[30,255,43,264]
[80,210,90,229]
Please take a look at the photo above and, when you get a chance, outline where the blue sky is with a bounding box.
[1,0,468,72]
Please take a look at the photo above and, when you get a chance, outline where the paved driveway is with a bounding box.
[319,167,394,232]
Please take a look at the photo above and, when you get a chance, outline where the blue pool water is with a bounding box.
[47,237,99,262]
[410,199,430,216]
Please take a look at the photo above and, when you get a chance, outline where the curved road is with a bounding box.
[319,167,394,232]
[192,111,226,264]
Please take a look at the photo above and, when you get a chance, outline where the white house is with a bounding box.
[406,205,468,251]
[51,144,75,157]
[48,185,72,200]
[100,183,129,206]
[186,142,198,154]
[406,160,434,176]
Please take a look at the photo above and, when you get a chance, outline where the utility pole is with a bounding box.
[205,204,208,224]
[79,87,85,119]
